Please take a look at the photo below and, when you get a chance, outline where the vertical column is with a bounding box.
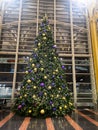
[86,10,97,105]
[0,1,5,48]
[70,0,77,106]
[54,0,56,42]
[36,0,39,36]
[11,0,22,101]
[90,18,98,98]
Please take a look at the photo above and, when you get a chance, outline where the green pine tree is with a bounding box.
[12,17,74,117]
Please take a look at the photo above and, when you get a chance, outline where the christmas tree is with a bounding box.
[12,17,74,117]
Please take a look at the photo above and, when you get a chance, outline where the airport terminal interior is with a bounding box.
[0,0,98,129]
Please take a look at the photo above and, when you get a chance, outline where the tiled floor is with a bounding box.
[0,108,98,130]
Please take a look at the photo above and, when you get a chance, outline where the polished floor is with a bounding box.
[0,108,98,130]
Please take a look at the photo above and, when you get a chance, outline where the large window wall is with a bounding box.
[0,0,97,106]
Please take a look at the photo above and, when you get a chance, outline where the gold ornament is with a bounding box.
[45,55,47,57]
[53,71,55,74]
[62,97,66,100]
[38,43,41,46]
[20,96,22,99]
[48,25,50,28]
[40,60,43,63]
[39,27,41,30]
[34,68,37,72]
[32,95,36,98]
[34,48,37,51]
[59,106,62,110]
[55,69,58,72]
[40,109,45,114]
[42,33,45,36]
[40,68,44,71]
[33,86,37,89]
[69,102,73,106]
[51,95,54,97]
[64,105,67,109]
[48,27,50,30]
[27,79,31,83]
[28,110,32,113]
[44,76,47,79]
[25,71,28,74]
[44,92,47,96]
[32,64,35,67]
[52,104,54,107]
[29,58,32,62]
[48,86,52,89]
[57,94,59,97]
[43,37,47,40]
[54,57,56,59]
[59,87,61,90]
[24,94,27,97]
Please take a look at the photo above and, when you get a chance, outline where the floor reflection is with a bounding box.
[0,108,98,130]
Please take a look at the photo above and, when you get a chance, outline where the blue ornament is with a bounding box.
[49,101,53,105]
[27,85,30,89]
[40,83,45,87]
[28,69,31,72]
[52,75,55,78]
[62,65,65,69]
[62,85,65,88]
[53,45,57,48]
[37,64,40,68]
[34,54,37,57]
[39,92,43,96]
[60,76,63,79]
[41,23,44,27]
[51,82,55,86]
[33,54,37,58]
[22,102,25,106]
[31,77,34,81]
[53,107,56,111]
[31,70,33,72]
